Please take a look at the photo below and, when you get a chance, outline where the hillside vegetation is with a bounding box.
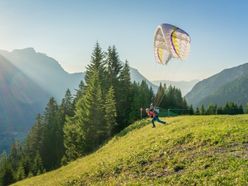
[13,115,248,185]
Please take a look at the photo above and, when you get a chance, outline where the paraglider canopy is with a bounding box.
[154,23,191,64]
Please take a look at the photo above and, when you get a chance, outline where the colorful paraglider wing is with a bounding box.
[154,26,172,64]
[154,23,190,64]
[170,28,191,60]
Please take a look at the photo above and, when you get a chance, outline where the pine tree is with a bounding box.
[85,42,106,91]
[9,141,22,172]
[195,107,200,115]
[73,81,85,108]
[189,105,194,115]
[63,121,84,163]
[80,69,105,151]
[41,97,62,170]
[154,83,165,108]
[0,154,14,186]
[16,163,25,181]
[246,103,248,114]
[61,89,74,118]
[26,114,44,158]
[116,61,132,131]
[200,105,205,115]
[64,69,106,160]
[105,46,122,89]
[63,44,108,163]
[104,86,117,137]
[128,82,141,123]
[33,153,44,175]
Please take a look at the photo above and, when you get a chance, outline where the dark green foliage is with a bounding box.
[189,105,194,115]
[85,42,106,90]
[63,121,84,163]
[116,61,132,131]
[104,86,117,137]
[246,103,248,113]
[195,107,200,115]
[0,152,15,186]
[26,114,43,159]
[73,81,85,109]
[1,164,14,186]
[61,89,74,118]
[63,44,108,162]
[41,97,62,170]
[206,104,217,115]
[196,102,244,115]
[105,46,122,89]
[155,84,188,110]
[200,105,206,115]
[129,81,154,123]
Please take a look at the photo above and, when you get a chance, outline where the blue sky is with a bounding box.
[0,0,248,81]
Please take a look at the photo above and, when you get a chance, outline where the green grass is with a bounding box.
[13,115,248,185]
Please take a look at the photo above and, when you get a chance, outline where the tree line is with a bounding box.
[194,102,245,115]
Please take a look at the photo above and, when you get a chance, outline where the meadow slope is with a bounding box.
[13,115,248,185]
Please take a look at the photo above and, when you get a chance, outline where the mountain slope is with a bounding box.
[152,79,198,96]
[185,63,248,107]
[0,48,83,100]
[0,55,50,152]
[130,68,158,92]
[14,115,248,185]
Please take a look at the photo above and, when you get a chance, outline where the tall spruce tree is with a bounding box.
[40,97,62,170]
[85,42,106,92]
[116,61,132,131]
[104,86,117,137]
[61,89,74,118]
[64,44,109,161]
[63,120,84,163]
[26,114,44,159]
[106,46,122,88]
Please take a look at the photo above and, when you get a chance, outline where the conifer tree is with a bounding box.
[61,89,74,118]
[85,42,106,91]
[16,163,25,181]
[62,121,84,163]
[195,107,200,115]
[26,114,43,158]
[73,81,85,108]
[41,97,61,170]
[106,46,122,89]
[189,105,194,115]
[200,105,205,115]
[104,86,117,137]
[116,61,132,130]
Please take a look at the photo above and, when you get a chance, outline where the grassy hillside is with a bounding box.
[13,115,248,185]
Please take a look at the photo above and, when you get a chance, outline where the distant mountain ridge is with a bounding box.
[185,63,248,107]
[0,48,83,100]
[152,79,198,96]
[0,54,50,152]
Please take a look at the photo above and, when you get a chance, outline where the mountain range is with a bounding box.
[185,63,248,107]
[0,55,50,152]
[152,79,198,96]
